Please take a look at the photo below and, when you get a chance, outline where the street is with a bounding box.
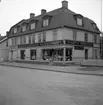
[0,65,103,105]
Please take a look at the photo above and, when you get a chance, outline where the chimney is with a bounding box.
[41,9,46,15]
[62,0,68,9]
[30,13,35,18]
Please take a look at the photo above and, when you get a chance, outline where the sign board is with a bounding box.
[74,46,84,50]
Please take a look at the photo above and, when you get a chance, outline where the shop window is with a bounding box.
[20,50,25,60]
[85,33,88,42]
[77,18,83,26]
[42,49,63,61]
[66,48,72,61]
[30,50,36,60]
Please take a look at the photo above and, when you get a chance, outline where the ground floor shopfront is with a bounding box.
[9,40,100,64]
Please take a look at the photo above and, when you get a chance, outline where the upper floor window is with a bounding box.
[43,19,49,27]
[38,32,46,43]
[85,33,88,42]
[28,34,32,44]
[22,25,26,32]
[20,36,26,44]
[32,33,35,43]
[92,23,96,29]
[94,35,97,43]
[53,30,57,40]
[12,37,17,45]
[77,18,83,26]
[14,28,17,34]
[30,23,35,30]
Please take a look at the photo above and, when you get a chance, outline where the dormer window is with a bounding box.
[30,23,35,30]
[14,28,17,34]
[77,18,83,26]
[43,19,49,27]
[92,23,96,29]
[22,25,26,32]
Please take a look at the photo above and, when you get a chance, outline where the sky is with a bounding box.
[0,0,103,36]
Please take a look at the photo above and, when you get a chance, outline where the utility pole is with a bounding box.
[101,0,103,59]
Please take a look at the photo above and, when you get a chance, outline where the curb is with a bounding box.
[0,63,103,77]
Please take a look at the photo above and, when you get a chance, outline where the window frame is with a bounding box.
[30,49,36,60]
[43,19,49,27]
[84,33,88,42]
[77,18,83,26]
[30,22,36,30]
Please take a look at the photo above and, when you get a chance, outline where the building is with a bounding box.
[7,0,100,64]
[0,35,8,61]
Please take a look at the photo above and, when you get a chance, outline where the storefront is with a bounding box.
[15,39,100,64]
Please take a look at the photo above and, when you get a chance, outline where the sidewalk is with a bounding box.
[0,62,103,76]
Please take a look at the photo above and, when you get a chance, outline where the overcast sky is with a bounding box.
[0,0,103,36]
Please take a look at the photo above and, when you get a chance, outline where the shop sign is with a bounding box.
[66,40,93,47]
[74,46,84,50]
[18,40,64,48]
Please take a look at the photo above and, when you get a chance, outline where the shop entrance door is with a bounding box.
[66,48,72,61]
[85,49,88,59]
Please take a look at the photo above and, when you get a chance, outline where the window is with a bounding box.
[92,23,96,29]
[32,34,35,43]
[12,37,17,45]
[43,19,49,27]
[28,35,32,44]
[22,25,26,32]
[20,36,26,44]
[77,18,83,26]
[30,23,35,30]
[42,49,63,61]
[94,35,97,43]
[30,50,36,60]
[20,50,25,60]
[14,28,17,33]
[38,33,46,43]
[85,33,88,42]
[23,36,26,44]
[53,30,57,40]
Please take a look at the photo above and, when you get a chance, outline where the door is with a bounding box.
[85,49,88,59]
[66,48,72,61]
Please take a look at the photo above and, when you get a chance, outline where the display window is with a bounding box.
[42,49,63,61]
[30,50,36,60]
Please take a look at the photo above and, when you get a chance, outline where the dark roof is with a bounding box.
[0,36,7,44]
[8,7,100,37]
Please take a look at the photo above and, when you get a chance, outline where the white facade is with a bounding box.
[8,27,100,63]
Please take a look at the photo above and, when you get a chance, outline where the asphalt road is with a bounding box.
[0,65,103,105]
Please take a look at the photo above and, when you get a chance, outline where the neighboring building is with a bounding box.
[0,36,9,61]
[7,0,100,64]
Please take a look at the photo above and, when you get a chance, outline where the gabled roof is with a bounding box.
[8,7,100,37]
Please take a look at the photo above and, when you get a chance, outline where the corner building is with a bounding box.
[8,1,101,64]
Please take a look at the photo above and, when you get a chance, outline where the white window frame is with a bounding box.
[22,25,26,32]
[43,19,49,27]
[14,28,17,33]
[31,23,35,30]
[77,18,83,26]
